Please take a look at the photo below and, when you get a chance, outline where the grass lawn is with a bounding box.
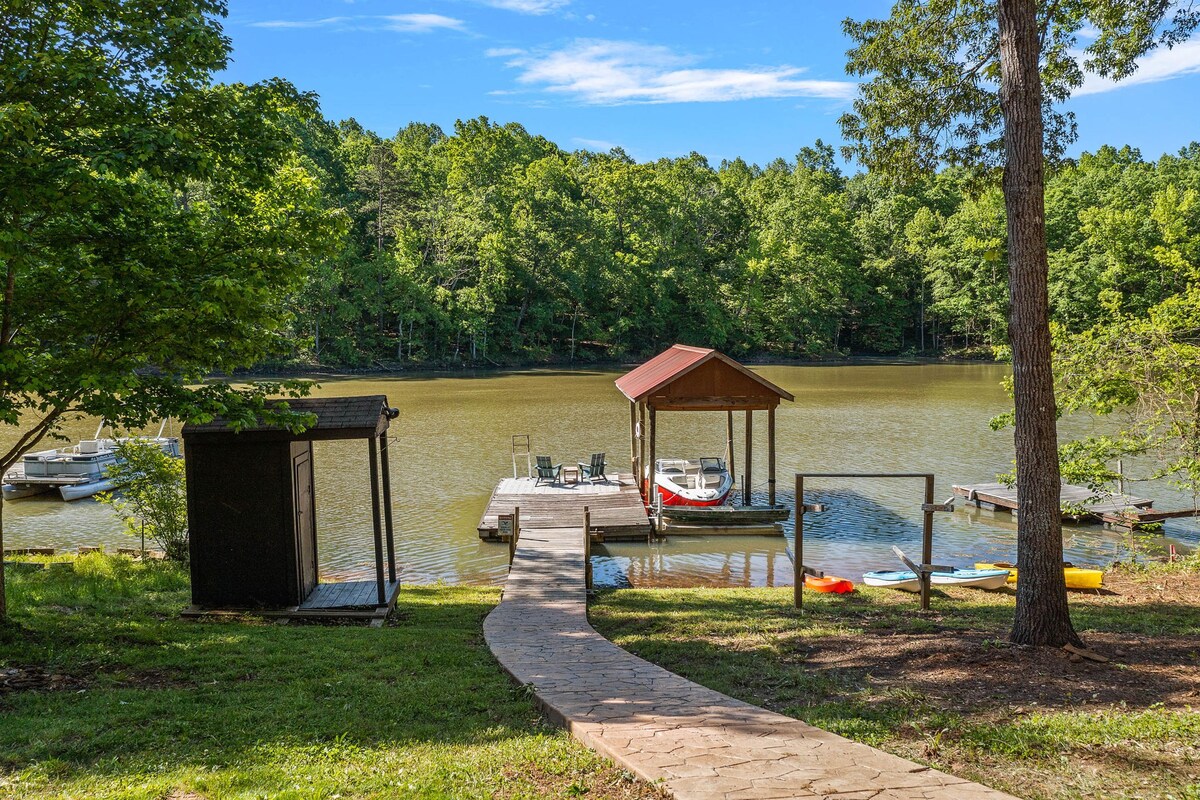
[590,567,1200,800]
[0,554,663,800]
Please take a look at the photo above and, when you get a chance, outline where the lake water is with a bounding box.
[5,364,1198,588]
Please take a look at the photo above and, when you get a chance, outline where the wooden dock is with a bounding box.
[478,473,651,541]
[951,481,1186,528]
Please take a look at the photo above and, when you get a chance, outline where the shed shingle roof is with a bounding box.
[182,395,393,440]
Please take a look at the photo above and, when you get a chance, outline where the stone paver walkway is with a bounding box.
[484,526,1019,800]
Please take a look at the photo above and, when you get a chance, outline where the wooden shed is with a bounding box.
[616,345,794,507]
[181,395,400,621]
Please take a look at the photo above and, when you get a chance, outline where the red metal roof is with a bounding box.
[615,344,794,404]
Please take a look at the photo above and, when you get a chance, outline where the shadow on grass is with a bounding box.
[0,558,551,786]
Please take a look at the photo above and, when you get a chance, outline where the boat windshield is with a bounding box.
[700,458,725,473]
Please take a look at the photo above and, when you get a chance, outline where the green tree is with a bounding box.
[98,442,189,562]
[0,1,344,615]
[841,0,1199,647]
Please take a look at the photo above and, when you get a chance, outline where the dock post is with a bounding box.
[381,433,396,584]
[794,475,804,609]
[767,405,776,507]
[921,475,934,611]
[639,402,647,495]
[648,406,657,510]
[630,401,639,492]
[584,506,592,592]
[726,411,735,491]
[368,436,386,607]
[744,410,753,506]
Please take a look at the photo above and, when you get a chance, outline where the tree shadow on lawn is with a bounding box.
[0,577,553,786]
[590,587,1200,718]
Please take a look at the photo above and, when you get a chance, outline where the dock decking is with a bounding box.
[952,481,1170,528]
[477,473,651,541]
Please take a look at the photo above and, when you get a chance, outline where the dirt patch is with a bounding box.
[0,665,89,695]
[802,630,1199,713]
[796,572,1200,714]
[495,764,669,800]
[0,665,194,697]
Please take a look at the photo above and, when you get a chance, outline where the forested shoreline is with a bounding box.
[280,115,1200,367]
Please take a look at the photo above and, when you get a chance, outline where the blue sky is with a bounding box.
[221,1,1200,168]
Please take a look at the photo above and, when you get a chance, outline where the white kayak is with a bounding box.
[864,567,1011,591]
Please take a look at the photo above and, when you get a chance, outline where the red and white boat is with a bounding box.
[650,458,733,506]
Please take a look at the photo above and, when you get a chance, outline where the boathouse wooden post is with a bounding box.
[639,402,647,494]
[380,432,396,583]
[794,474,804,609]
[768,405,776,507]
[368,434,386,606]
[648,406,657,509]
[726,411,735,489]
[744,410,753,505]
[629,400,638,490]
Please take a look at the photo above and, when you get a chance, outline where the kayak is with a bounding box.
[862,570,922,592]
[974,562,1104,590]
[929,568,1011,590]
[864,568,1010,591]
[804,574,854,594]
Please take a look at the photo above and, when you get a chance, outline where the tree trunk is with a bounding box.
[998,0,1081,647]
[0,494,6,618]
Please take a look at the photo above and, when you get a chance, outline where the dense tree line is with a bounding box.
[277,116,1200,366]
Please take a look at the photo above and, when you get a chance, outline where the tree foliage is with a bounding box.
[97,442,189,562]
[0,1,346,614]
[837,0,1198,649]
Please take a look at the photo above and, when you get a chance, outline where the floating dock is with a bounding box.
[478,473,652,541]
[951,481,1199,529]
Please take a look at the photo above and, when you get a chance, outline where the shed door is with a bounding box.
[293,448,317,600]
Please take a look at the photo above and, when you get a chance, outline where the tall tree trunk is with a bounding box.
[998,0,1081,647]
[0,495,6,617]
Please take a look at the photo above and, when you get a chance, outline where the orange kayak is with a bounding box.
[804,574,855,594]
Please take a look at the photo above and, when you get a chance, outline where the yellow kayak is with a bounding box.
[974,562,1103,590]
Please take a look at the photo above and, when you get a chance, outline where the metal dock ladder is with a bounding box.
[512,434,532,479]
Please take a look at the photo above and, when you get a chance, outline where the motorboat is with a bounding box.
[2,422,181,501]
[650,457,733,506]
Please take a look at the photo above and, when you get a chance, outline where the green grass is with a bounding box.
[0,554,656,800]
[590,576,1200,800]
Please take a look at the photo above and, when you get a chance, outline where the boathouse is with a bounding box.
[616,345,794,507]
[181,395,400,621]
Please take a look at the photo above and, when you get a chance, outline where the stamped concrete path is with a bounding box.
[484,524,1018,800]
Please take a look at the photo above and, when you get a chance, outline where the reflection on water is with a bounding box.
[4,364,1199,588]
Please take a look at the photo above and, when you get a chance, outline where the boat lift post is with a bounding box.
[793,473,954,610]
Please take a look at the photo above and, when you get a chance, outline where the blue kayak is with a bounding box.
[862,570,921,592]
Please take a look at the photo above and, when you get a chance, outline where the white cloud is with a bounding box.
[572,137,621,151]
[476,0,570,13]
[381,14,465,32]
[251,16,352,29]
[493,39,857,105]
[249,14,464,33]
[1077,36,1200,96]
[485,47,526,57]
